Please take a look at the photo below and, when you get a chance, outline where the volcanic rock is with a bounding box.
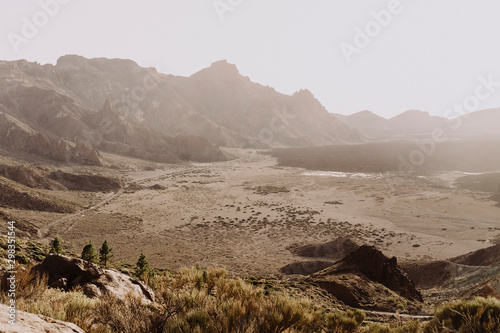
[308,246,423,310]
[32,255,154,302]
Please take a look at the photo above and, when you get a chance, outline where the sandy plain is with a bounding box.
[30,148,500,276]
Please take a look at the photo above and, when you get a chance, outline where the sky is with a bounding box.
[1,0,500,118]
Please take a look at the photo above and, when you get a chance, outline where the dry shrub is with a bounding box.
[2,265,368,333]
[95,293,165,333]
[8,267,47,300]
[93,267,339,332]
[16,287,99,331]
[0,267,100,331]
[365,320,422,333]
[425,297,500,333]
[324,308,365,333]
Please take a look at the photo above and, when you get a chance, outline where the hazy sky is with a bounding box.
[1,0,500,118]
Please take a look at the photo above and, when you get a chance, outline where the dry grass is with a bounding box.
[0,267,100,331]
[9,264,485,332]
[2,265,368,332]
[425,297,500,333]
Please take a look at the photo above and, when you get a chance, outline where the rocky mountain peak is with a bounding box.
[191,59,242,83]
[310,245,423,305]
[209,59,239,73]
[293,88,314,98]
[56,55,139,72]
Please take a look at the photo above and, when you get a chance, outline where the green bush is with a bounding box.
[15,252,30,265]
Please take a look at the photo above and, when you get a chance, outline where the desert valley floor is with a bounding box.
[16,147,498,277]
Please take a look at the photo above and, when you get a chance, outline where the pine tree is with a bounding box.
[99,240,113,267]
[81,241,98,263]
[49,237,64,255]
[135,253,151,277]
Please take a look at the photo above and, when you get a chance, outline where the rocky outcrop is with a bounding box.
[0,176,76,213]
[32,255,154,303]
[49,170,122,192]
[308,246,423,311]
[0,112,102,165]
[82,100,227,163]
[0,304,84,333]
[288,237,360,261]
[281,238,360,276]
[171,135,228,162]
[338,246,422,302]
[0,165,65,190]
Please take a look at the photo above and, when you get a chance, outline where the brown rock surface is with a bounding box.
[0,165,65,190]
[288,237,360,261]
[308,246,423,311]
[0,303,84,333]
[32,255,154,302]
[0,176,76,213]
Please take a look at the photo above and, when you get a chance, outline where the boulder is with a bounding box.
[32,255,154,302]
[308,246,423,311]
[0,303,84,333]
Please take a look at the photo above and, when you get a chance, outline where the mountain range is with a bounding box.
[333,108,500,139]
[0,55,498,166]
[0,55,365,166]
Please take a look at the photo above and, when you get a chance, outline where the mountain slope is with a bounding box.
[0,59,227,164]
[0,56,364,164]
[53,56,364,147]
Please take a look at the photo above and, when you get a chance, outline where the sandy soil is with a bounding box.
[30,148,500,276]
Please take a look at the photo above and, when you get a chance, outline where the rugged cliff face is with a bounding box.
[0,58,228,164]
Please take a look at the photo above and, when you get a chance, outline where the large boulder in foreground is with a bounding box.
[32,255,153,302]
[308,245,423,312]
[0,303,84,333]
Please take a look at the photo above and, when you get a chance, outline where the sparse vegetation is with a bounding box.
[254,185,290,195]
[4,240,500,333]
[1,261,368,333]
